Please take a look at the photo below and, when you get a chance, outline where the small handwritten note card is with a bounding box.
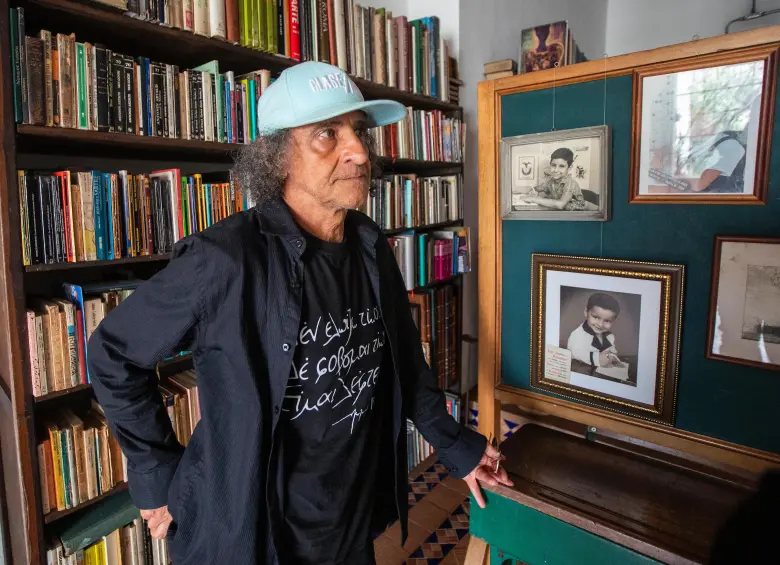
[545,345,572,383]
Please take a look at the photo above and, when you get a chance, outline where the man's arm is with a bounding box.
[87,236,204,510]
[387,260,485,479]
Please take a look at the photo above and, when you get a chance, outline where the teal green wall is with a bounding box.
[500,74,780,454]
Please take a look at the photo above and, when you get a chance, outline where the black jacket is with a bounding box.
[87,198,486,564]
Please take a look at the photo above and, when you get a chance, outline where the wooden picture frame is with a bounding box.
[629,45,778,205]
[500,125,611,221]
[530,254,685,425]
[706,235,780,371]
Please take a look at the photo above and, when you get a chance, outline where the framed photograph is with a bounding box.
[500,125,611,221]
[530,254,685,424]
[630,47,778,204]
[707,236,780,371]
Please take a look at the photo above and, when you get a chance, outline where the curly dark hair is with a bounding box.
[232,125,382,207]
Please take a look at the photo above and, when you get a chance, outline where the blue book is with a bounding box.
[92,173,106,261]
[121,173,132,255]
[104,173,114,260]
[63,280,141,383]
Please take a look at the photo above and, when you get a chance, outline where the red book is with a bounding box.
[327,0,337,67]
[289,0,301,61]
[55,172,75,262]
[75,308,87,384]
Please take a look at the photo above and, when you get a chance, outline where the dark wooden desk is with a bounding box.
[468,423,757,564]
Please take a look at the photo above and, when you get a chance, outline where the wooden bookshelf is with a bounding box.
[43,482,129,525]
[0,0,470,562]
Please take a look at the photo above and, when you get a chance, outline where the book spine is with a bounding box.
[93,174,106,261]
[40,30,54,126]
[124,55,135,135]
[111,53,125,133]
[226,0,240,42]
[194,0,209,35]
[95,47,109,132]
[17,8,28,124]
[76,43,87,129]
[210,0,227,38]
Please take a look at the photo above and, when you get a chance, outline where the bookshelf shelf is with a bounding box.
[24,253,171,273]
[383,219,464,236]
[18,125,462,171]
[414,274,462,292]
[43,481,129,525]
[21,0,460,112]
[33,383,92,403]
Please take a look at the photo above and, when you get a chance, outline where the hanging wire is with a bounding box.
[551,61,559,131]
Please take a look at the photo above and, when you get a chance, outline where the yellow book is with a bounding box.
[47,424,66,511]
[256,0,265,51]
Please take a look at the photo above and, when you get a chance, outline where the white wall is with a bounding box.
[458,0,608,339]
[606,0,780,56]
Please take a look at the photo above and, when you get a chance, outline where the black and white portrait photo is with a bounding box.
[501,125,611,221]
[558,286,642,387]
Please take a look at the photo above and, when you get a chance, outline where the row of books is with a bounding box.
[371,108,465,163]
[18,168,243,266]
[409,284,460,391]
[46,517,169,565]
[11,12,276,144]
[27,281,138,396]
[363,174,462,231]
[123,0,452,102]
[406,391,461,473]
[389,227,471,291]
[38,401,127,514]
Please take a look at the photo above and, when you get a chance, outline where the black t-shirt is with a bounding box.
[276,228,390,565]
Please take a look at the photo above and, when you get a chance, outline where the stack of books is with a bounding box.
[409,286,460,390]
[483,58,516,80]
[363,174,462,231]
[388,226,471,291]
[27,281,138,396]
[158,369,201,447]
[123,2,452,101]
[406,391,461,472]
[371,108,465,162]
[46,510,170,565]
[10,10,275,144]
[18,168,241,267]
[38,400,127,516]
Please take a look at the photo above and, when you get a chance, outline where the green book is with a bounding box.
[76,42,87,129]
[239,0,250,46]
[181,178,189,236]
[54,490,140,555]
[10,9,21,123]
[256,0,265,51]
[267,0,276,54]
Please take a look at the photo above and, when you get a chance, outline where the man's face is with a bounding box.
[286,110,371,211]
[584,306,617,336]
[549,158,570,181]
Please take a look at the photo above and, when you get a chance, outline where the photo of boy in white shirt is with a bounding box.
[567,292,625,368]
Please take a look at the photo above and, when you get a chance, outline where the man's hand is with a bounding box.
[463,443,514,509]
[140,506,173,540]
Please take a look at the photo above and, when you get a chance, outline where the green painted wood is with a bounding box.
[499,73,780,454]
[470,492,662,565]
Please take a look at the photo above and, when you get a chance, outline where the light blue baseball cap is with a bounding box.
[256,61,407,135]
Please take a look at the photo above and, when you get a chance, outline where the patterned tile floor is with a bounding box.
[374,460,473,565]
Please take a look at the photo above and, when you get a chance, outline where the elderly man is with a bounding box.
[88,61,510,565]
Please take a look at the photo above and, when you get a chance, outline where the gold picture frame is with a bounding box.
[530,254,685,425]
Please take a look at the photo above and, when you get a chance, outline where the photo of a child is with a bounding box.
[502,125,610,221]
[559,286,642,387]
[524,147,600,211]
